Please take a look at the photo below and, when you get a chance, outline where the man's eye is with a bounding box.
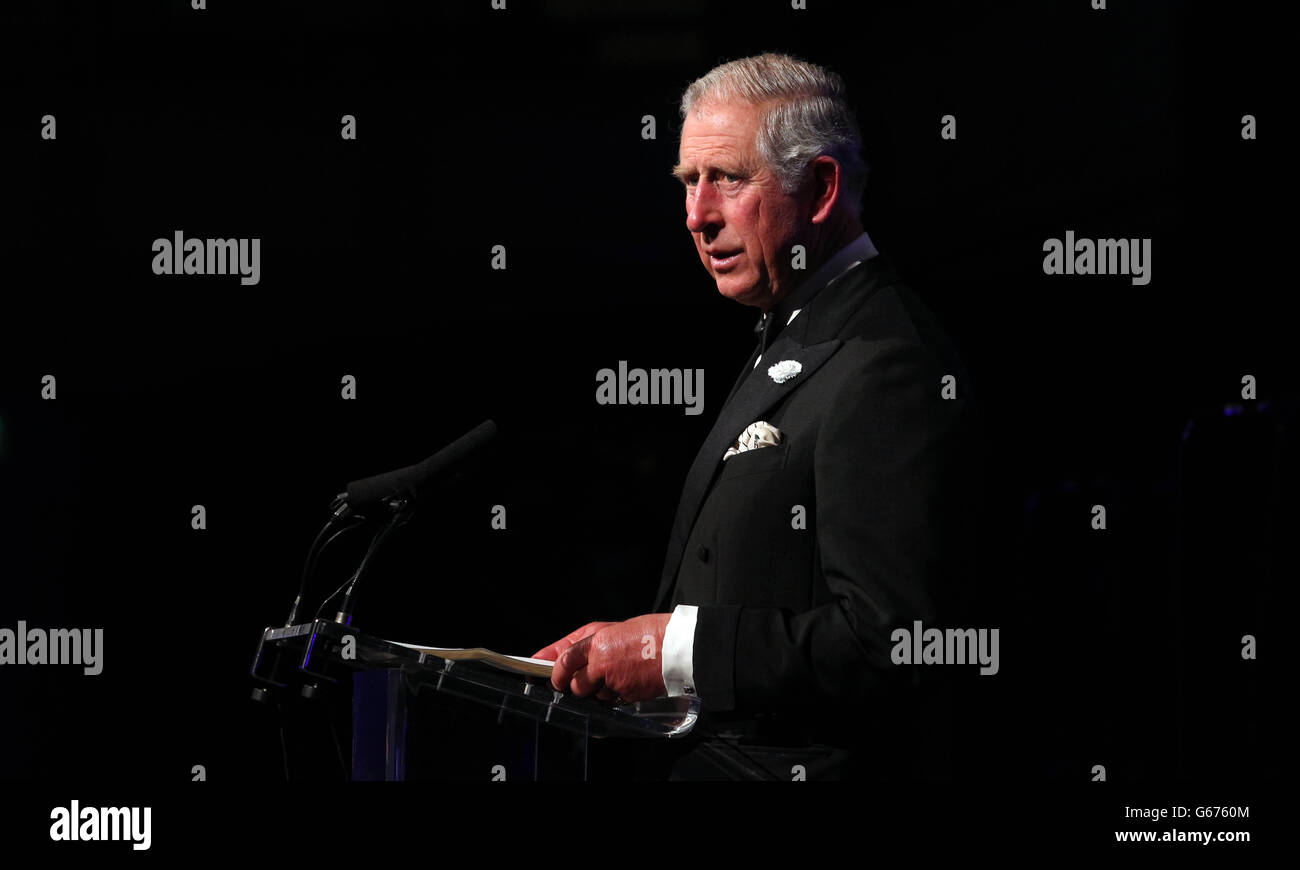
[682,173,738,188]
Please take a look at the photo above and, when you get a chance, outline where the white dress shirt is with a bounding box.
[661,229,880,697]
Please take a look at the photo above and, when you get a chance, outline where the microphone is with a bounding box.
[326,420,500,627]
[344,419,498,513]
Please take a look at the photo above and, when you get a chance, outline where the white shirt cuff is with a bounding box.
[661,604,698,697]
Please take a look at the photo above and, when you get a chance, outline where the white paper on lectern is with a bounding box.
[386,641,555,670]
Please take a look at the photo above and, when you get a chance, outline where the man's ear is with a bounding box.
[807,155,842,224]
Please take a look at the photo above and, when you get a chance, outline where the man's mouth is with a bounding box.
[708,250,742,270]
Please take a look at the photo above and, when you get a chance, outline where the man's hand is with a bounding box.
[531,621,617,663]
[533,613,672,703]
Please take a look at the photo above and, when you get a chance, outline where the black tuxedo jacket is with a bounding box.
[651,254,979,764]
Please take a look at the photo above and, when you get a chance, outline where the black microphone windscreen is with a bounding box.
[345,419,498,511]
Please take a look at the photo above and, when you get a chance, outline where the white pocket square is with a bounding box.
[723,420,783,461]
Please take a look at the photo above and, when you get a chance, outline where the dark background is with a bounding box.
[0,0,1287,787]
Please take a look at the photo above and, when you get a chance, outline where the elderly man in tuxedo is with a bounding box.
[534,53,978,780]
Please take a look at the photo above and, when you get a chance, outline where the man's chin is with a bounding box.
[713,277,765,308]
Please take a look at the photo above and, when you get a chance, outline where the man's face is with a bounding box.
[676,101,808,310]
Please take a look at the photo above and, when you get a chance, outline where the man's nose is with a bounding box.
[685,179,721,234]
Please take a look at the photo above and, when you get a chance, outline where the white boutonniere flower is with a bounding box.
[767,359,802,384]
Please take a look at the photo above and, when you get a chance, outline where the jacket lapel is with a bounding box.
[724,343,762,407]
[652,332,842,611]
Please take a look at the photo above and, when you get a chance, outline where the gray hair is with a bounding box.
[679,52,868,209]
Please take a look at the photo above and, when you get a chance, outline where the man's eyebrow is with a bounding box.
[671,162,746,182]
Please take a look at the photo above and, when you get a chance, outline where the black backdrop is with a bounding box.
[0,0,1287,815]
